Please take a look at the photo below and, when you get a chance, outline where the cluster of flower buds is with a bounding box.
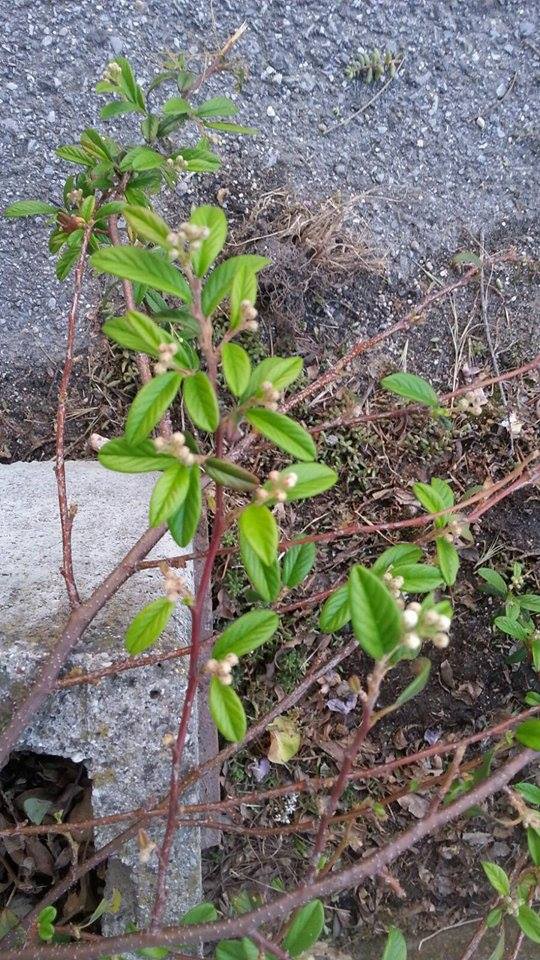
[255,470,297,504]
[257,380,281,411]
[402,602,451,652]
[205,653,239,685]
[102,61,122,84]
[239,299,259,332]
[167,222,210,259]
[154,432,196,466]
[383,568,405,607]
[456,388,488,416]
[443,518,466,545]
[154,341,178,375]
[165,154,189,175]
[161,564,193,604]
[67,188,83,207]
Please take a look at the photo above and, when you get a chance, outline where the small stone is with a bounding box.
[476,116,485,129]
[110,35,123,53]
[518,20,535,38]
[267,105,276,118]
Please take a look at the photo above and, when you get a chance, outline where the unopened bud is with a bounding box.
[432,632,450,649]
[404,632,422,651]
[402,609,419,629]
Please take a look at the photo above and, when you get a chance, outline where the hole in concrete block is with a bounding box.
[148,688,162,699]
[0,751,105,930]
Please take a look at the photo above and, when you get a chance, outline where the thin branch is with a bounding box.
[3,748,535,960]
[55,224,93,609]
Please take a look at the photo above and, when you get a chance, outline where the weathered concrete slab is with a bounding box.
[0,460,202,935]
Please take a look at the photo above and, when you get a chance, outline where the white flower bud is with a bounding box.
[408,602,422,613]
[437,614,451,632]
[276,490,287,502]
[255,488,270,502]
[393,575,404,589]
[432,632,450,649]
[404,632,422,651]
[268,470,280,482]
[244,319,259,332]
[423,610,440,626]
[402,608,419,629]
[219,674,233,686]
[284,472,298,489]
[205,658,219,674]
[223,653,239,667]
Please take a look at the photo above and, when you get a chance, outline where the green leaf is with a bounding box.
[525,692,540,706]
[56,241,81,281]
[481,861,510,896]
[349,565,402,659]
[163,96,192,115]
[209,677,247,742]
[126,372,182,444]
[478,567,508,596]
[517,905,540,944]
[283,542,316,588]
[201,255,270,316]
[436,537,460,586]
[486,930,505,960]
[381,372,439,408]
[174,140,221,173]
[23,797,53,825]
[215,939,258,960]
[239,504,278,566]
[245,409,316,461]
[239,534,281,602]
[515,718,540,749]
[494,616,530,641]
[190,206,228,277]
[181,902,218,924]
[203,121,257,135]
[101,100,142,120]
[392,563,444,593]
[515,782,540,806]
[91,247,191,301]
[184,372,220,432]
[452,250,482,269]
[229,264,257,329]
[381,927,407,960]
[4,199,57,217]
[372,544,423,575]
[116,57,145,108]
[124,205,170,246]
[213,610,280,660]
[204,458,260,492]
[168,466,201,547]
[283,900,324,958]
[149,463,191,526]
[56,144,95,165]
[269,462,337,501]
[486,907,503,928]
[527,826,540,866]
[197,96,238,118]
[99,437,177,473]
[412,480,452,526]
[125,597,174,654]
[319,584,351,633]
[243,356,303,398]
[103,309,175,357]
[221,342,252,396]
[394,658,431,707]
[519,594,540,612]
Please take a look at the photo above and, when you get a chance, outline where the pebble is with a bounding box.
[266,105,276,118]
[110,35,123,53]
[518,20,535,38]
[476,116,485,129]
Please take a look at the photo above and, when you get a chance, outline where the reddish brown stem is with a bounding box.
[55,225,93,609]
[56,642,192,689]
[2,748,534,960]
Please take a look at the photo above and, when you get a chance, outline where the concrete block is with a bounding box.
[0,460,203,938]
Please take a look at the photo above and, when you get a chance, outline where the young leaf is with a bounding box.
[213,610,279,660]
[494,616,530,641]
[163,96,192,115]
[120,146,164,172]
[229,264,257,329]
[125,597,174,655]
[215,939,258,960]
[168,466,201,547]
[245,409,316,462]
[99,437,176,473]
[91,248,191,301]
[269,462,338,501]
[196,95,238,118]
[101,100,142,120]
[221,342,252,396]
[239,534,281,602]
[436,536,460,586]
[282,542,316,589]
[517,905,540,944]
[243,356,303,398]
[372,544,423,575]
[319,584,351,633]
[381,372,439,408]
[4,199,57,217]
[180,902,218,924]
[124,205,170,247]
[515,718,540,749]
[125,372,182,444]
[103,309,176,357]
[515,782,540,806]
[412,480,451,526]
[183,372,220,432]
[204,458,259,492]
[239,504,278,567]
[202,120,257,135]
[477,567,508,596]
[189,206,227,277]
[201,254,269,316]
[527,826,540,866]
[381,927,407,960]
[519,594,540,612]
[209,677,247,742]
[392,563,444,593]
[149,463,191,526]
[283,901,325,957]
[394,658,431,707]
[349,565,402,659]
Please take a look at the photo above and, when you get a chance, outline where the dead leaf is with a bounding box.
[268,716,301,765]
[397,793,430,818]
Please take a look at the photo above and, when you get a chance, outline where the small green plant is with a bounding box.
[345,47,400,84]
[478,563,540,670]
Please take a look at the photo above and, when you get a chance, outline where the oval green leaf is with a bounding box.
[125,597,174,655]
[239,503,278,566]
[221,342,252,397]
[91,247,191,301]
[168,466,201,547]
[349,565,402,659]
[245,409,316,461]
[184,372,220,432]
[209,677,247,742]
[282,542,316,589]
[283,900,324,958]
[213,610,280,660]
[149,463,191,526]
[125,372,181,444]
